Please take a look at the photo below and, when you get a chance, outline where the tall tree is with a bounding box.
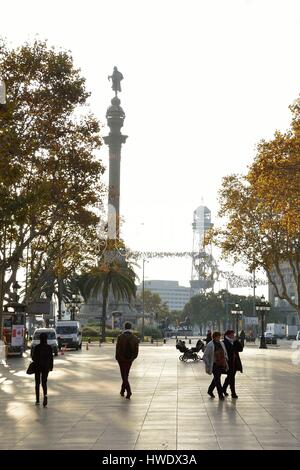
[209,98,300,321]
[183,292,225,331]
[183,291,264,332]
[136,289,169,322]
[79,260,137,342]
[0,39,104,332]
[24,222,104,316]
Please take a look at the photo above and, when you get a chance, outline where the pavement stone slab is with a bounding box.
[0,339,300,450]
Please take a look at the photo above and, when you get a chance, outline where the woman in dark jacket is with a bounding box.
[32,332,53,407]
[222,329,243,399]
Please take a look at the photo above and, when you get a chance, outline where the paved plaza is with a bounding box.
[0,339,300,450]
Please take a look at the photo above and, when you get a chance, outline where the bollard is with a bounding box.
[163,338,166,344]
[151,338,154,344]
[112,338,115,344]
[185,336,187,339]
[86,342,89,350]
[189,339,191,344]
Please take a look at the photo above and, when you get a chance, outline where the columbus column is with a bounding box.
[104,66,127,241]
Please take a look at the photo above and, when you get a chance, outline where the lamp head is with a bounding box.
[13,281,21,292]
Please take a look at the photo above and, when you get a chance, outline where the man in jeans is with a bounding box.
[116,322,139,399]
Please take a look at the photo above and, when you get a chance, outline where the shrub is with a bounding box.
[108,329,122,338]
[139,326,163,339]
[82,326,99,337]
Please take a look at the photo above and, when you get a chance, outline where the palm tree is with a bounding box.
[80,260,137,342]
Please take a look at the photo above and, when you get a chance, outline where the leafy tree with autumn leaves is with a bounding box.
[136,289,169,322]
[24,222,104,318]
[209,97,300,321]
[0,39,105,332]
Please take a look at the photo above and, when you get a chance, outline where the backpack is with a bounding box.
[119,333,137,361]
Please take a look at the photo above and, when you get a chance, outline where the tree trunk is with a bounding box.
[101,291,108,343]
[57,278,63,320]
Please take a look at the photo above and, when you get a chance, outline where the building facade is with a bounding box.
[138,280,191,311]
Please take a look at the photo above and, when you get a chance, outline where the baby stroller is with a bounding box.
[176,339,204,362]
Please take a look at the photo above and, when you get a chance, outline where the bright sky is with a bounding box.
[2,0,300,293]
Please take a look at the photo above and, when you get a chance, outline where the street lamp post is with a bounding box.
[141,259,146,342]
[65,294,81,321]
[256,294,271,349]
[231,304,243,338]
[0,79,6,105]
[0,80,6,338]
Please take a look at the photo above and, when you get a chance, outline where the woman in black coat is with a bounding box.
[222,329,243,399]
[32,332,53,407]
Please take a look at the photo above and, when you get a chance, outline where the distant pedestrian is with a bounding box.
[205,330,212,345]
[202,331,228,400]
[239,330,246,348]
[222,329,243,399]
[116,322,139,399]
[32,332,53,407]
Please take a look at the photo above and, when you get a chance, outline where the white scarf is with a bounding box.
[225,335,234,344]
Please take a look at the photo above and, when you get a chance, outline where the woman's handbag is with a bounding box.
[215,349,229,373]
[26,362,36,375]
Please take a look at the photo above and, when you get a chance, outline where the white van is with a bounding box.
[56,321,82,350]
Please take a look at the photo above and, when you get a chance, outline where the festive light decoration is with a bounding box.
[97,241,267,288]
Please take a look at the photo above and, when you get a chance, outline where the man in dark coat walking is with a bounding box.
[116,322,139,399]
[32,332,53,407]
[222,329,243,399]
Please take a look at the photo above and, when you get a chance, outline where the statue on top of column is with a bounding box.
[108,66,124,95]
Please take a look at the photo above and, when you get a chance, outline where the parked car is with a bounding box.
[31,328,59,357]
[264,332,277,344]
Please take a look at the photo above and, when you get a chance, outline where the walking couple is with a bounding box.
[202,330,243,400]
